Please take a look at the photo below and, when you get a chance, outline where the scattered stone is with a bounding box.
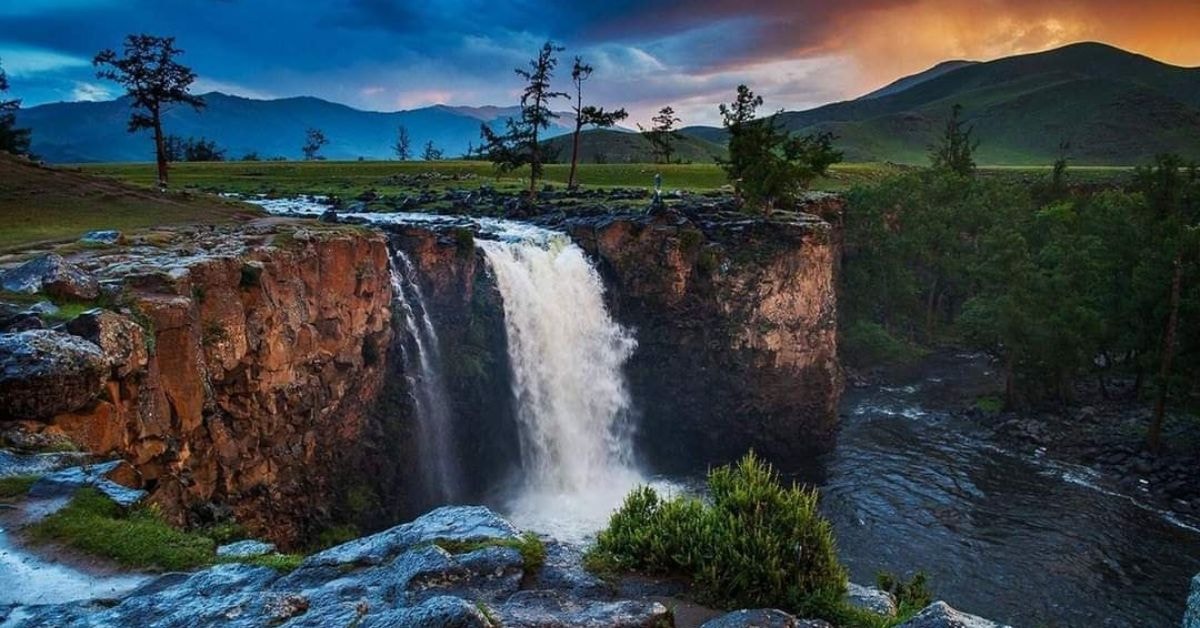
[896,601,1011,628]
[847,582,898,617]
[0,253,99,300]
[0,329,108,420]
[29,460,147,509]
[79,230,123,245]
[216,540,277,559]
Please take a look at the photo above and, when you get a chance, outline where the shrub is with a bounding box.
[587,453,847,616]
[0,475,37,501]
[841,319,925,367]
[877,570,934,615]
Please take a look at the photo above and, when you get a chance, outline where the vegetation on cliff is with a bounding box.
[840,135,1199,448]
[27,488,304,571]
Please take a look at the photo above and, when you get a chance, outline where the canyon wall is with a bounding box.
[0,223,401,547]
[563,199,843,470]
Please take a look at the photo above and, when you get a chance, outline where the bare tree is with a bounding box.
[480,41,568,199]
[640,106,682,164]
[302,127,328,160]
[566,56,627,189]
[421,140,443,161]
[94,35,204,187]
[394,125,411,161]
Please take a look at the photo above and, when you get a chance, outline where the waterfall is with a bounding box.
[480,234,645,540]
[388,250,461,502]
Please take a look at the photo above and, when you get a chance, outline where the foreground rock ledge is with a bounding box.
[0,505,1004,628]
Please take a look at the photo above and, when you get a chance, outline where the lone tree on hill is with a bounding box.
[566,56,627,189]
[302,127,328,160]
[641,106,682,164]
[481,40,568,199]
[0,59,32,155]
[422,140,443,161]
[929,103,978,176]
[94,35,204,187]
[394,125,411,161]
[718,84,841,214]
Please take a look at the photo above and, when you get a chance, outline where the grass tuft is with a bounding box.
[435,531,546,575]
[0,475,38,501]
[26,488,307,573]
[29,488,215,570]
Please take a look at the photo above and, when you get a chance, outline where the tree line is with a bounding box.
[841,109,1198,452]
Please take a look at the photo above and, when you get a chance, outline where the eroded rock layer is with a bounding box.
[562,199,844,469]
[1,222,398,547]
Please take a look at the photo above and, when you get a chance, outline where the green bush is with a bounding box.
[841,319,925,367]
[587,453,847,615]
[0,475,37,501]
[877,570,933,612]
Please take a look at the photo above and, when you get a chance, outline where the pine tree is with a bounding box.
[94,35,204,187]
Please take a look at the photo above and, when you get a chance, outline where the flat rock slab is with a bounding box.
[4,506,670,628]
[28,460,146,510]
[216,540,277,558]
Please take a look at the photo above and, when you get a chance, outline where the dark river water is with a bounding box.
[817,354,1200,627]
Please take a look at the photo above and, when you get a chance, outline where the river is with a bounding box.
[821,353,1200,627]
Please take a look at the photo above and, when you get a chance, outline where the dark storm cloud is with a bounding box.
[2,0,1199,125]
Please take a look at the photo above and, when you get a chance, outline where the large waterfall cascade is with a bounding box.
[247,195,656,540]
[480,232,647,540]
[389,250,462,502]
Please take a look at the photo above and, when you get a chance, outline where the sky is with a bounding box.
[1,0,1199,126]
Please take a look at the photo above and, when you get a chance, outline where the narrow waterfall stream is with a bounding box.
[479,234,647,541]
[388,250,462,502]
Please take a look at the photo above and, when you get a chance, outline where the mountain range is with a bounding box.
[15,94,573,162]
[14,42,1200,165]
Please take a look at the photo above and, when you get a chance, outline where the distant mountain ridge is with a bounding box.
[16,92,573,163]
[16,42,1200,165]
[687,42,1200,165]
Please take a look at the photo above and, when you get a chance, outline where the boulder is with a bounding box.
[1,253,99,300]
[896,601,1010,628]
[216,540,277,559]
[0,329,108,420]
[700,609,832,628]
[65,309,148,378]
[847,582,898,617]
[302,505,520,568]
[1185,573,1200,628]
[79,230,123,245]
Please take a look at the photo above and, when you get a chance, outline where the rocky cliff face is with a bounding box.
[0,222,399,547]
[562,199,843,469]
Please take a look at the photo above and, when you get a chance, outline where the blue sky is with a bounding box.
[1,0,1197,126]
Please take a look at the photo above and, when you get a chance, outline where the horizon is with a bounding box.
[3,0,1200,126]
[11,40,1197,126]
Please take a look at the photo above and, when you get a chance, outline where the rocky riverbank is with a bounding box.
[0,491,1006,628]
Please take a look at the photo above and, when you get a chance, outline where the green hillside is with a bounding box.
[681,42,1200,165]
[777,42,1200,165]
[543,129,727,165]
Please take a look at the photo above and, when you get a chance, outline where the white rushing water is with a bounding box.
[388,250,461,502]
[246,195,668,540]
[480,233,648,542]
